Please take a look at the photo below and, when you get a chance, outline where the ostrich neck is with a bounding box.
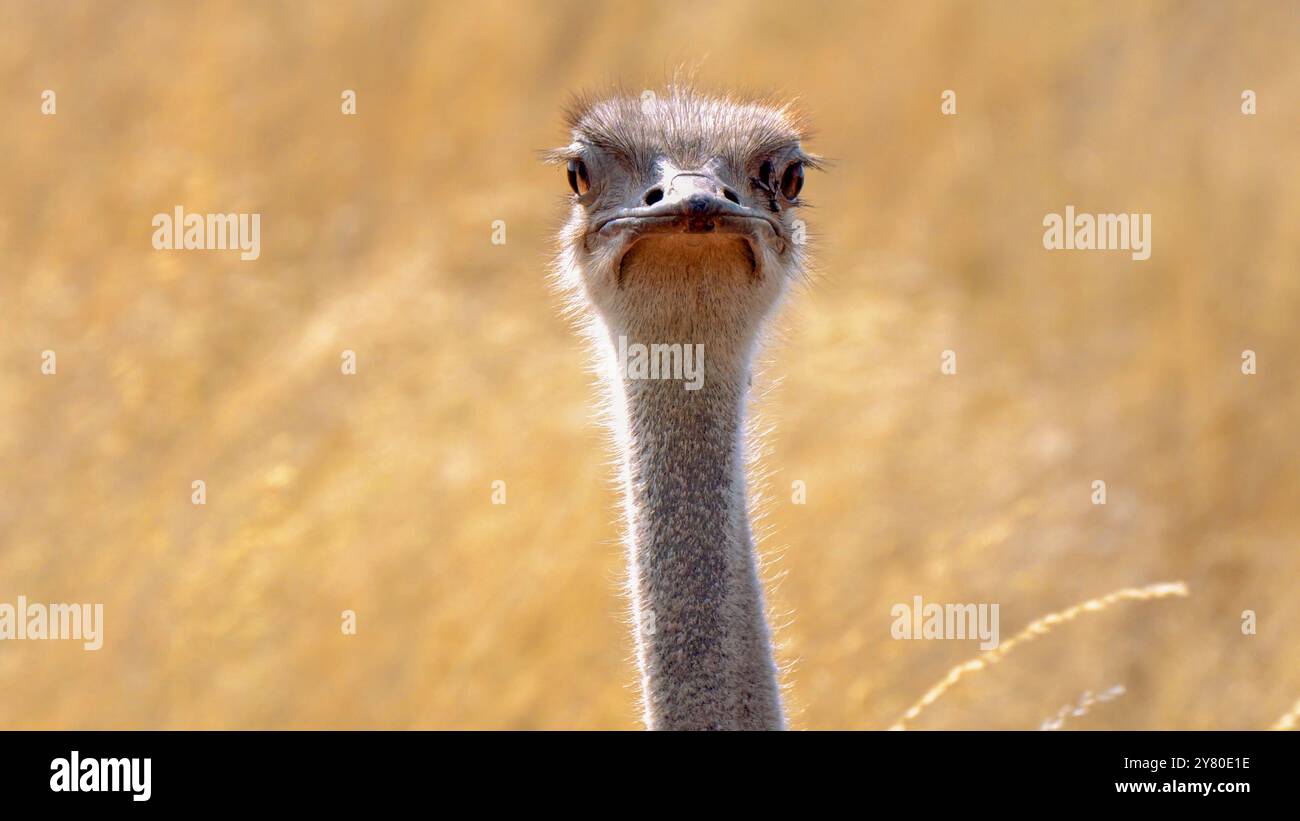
[609,323,784,730]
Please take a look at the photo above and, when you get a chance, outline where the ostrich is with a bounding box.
[549,86,820,730]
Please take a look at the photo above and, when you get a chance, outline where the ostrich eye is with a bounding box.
[779,161,804,200]
[566,159,591,196]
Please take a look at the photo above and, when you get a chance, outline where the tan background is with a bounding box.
[0,0,1297,729]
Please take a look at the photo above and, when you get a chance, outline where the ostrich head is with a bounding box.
[547,86,820,729]
[549,87,819,347]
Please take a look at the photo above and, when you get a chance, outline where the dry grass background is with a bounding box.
[0,0,1297,729]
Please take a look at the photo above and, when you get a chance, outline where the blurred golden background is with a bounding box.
[1,0,1297,729]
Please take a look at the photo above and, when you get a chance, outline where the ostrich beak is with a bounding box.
[594,170,785,253]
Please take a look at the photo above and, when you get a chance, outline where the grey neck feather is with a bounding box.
[607,325,784,730]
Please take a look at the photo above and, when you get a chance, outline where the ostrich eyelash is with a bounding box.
[751,159,796,212]
[751,172,780,213]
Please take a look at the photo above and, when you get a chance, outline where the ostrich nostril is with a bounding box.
[723,188,740,204]
[643,187,664,206]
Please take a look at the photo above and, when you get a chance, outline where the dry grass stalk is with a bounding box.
[889,582,1189,730]
[1040,684,1126,730]
[1272,699,1300,730]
